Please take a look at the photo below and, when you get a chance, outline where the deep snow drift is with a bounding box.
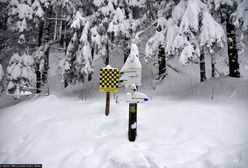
[0,90,248,168]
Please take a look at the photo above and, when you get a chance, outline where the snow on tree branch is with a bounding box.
[200,11,226,51]
[6,52,35,99]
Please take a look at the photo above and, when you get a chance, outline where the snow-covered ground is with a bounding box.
[0,93,247,168]
[0,36,248,168]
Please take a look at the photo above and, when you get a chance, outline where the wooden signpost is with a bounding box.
[99,43,149,142]
[99,65,119,116]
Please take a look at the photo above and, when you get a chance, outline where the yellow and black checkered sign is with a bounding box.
[99,68,119,92]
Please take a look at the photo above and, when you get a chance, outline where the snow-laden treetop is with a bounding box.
[121,43,141,71]
[146,0,227,65]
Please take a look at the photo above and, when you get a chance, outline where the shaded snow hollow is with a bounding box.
[0,94,248,168]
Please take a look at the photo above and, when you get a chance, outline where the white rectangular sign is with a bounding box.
[126,92,149,103]
[120,68,141,86]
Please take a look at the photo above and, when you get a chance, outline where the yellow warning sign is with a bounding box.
[99,68,119,92]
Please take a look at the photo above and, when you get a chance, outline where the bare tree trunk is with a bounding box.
[211,54,216,78]
[58,4,63,43]
[61,21,67,50]
[226,12,240,78]
[200,49,206,82]
[42,44,49,84]
[158,45,166,79]
[105,39,109,66]
[38,21,43,47]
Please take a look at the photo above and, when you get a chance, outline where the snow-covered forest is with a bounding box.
[0,0,248,167]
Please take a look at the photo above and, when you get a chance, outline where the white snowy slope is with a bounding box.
[0,94,247,168]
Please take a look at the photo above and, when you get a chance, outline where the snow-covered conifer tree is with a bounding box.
[145,17,167,80]
[6,51,35,99]
[7,0,44,93]
[60,7,95,87]
[94,1,116,65]
[145,1,180,81]
[90,26,102,59]
[60,33,79,87]
[33,43,49,91]
[173,0,225,81]
[208,0,247,78]
[146,0,226,82]
[2,0,76,93]
[70,9,87,30]
[107,1,146,63]
[200,11,226,78]
[76,21,94,82]
[8,0,33,32]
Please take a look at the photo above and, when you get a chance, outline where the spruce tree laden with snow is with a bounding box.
[199,11,226,79]
[36,0,75,92]
[208,0,248,78]
[117,1,145,63]
[145,17,167,80]
[145,1,180,81]
[6,51,35,99]
[94,1,116,65]
[60,20,94,87]
[5,0,75,93]
[33,43,50,93]
[8,0,45,93]
[60,6,88,87]
[90,26,102,60]
[150,0,226,82]
[101,1,146,64]
[60,33,79,87]
[75,21,94,82]
[108,2,145,63]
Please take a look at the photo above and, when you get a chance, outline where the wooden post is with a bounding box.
[105,92,110,116]
[128,103,137,141]
[105,37,110,116]
[200,49,206,82]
